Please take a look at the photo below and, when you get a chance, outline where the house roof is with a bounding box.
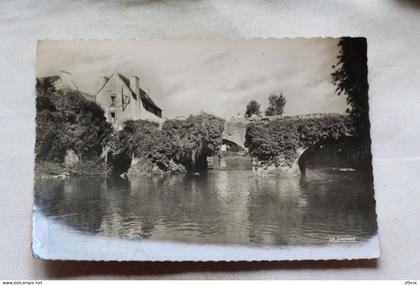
[37,75,96,101]
[37,75,60,82]
[82,93,96,101]
[36,74,79,91]
[36,75,60,88]
[117,73,161,111]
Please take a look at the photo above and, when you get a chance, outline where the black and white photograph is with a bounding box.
[32,38,378,261]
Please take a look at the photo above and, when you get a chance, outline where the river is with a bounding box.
[34,166,377,247]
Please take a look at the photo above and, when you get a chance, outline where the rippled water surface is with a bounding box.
[34,168,377,246]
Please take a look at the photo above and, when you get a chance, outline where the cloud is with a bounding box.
[201,50,231,65]
[36,38,348,119]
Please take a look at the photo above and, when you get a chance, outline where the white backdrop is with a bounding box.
[0,0,419,279]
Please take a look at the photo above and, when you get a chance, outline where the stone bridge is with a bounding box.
[222,118,249,150]
[222,113,354,175]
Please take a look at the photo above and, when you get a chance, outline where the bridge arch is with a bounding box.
[221,120,247,151]
[221,138,246,152]
[295,136,355,174]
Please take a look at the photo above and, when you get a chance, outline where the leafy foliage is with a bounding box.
[245,99,261,118]
[245,115,353,164]
[265,92,286,116]
[108,119,181,170]
[163,113,225,170]
[35,87,112,162]
[163,113,224,154]
[109,113,225,172]
[331,37,370,141]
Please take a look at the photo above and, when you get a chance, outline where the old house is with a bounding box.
[95,72,163,129]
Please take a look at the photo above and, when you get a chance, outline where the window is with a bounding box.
[110,96,116,106]
[110,112,116,123]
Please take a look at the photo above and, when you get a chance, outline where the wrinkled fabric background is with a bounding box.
[0,0,419,279]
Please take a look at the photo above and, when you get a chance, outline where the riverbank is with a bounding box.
[34,157,188,180]
[125,157,187,177]
[34,160,110,181]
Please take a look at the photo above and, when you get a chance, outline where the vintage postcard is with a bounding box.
[32,38,379,261]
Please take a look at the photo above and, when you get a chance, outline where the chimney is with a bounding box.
[129,75,140,96]
[96,75,108,93]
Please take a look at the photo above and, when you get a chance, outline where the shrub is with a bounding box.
[163,113,225,170]
[109,113,225,172]
[245,114,353,163]
[109,120,181,170]
[35,87,112,162]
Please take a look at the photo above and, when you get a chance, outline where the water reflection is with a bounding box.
[34,168,377,246]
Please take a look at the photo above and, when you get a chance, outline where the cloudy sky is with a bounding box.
[37,39,347,119]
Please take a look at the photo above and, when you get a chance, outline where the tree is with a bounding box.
[331,37,370,142]
[109,113,225,172]
[265,92,286,116]
[163,113,224,170]
[245,99,261,118]
[35,88,112,162]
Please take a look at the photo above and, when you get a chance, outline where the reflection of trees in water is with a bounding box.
[298,169,377,241]
[246,169,377,246]
[246,176,307,246]
[35,177,160,239]
[127,173,226,242]
[34,168,377,246]
[212,171,251,244]
[99,178,144,239]
[35,177,111,234]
